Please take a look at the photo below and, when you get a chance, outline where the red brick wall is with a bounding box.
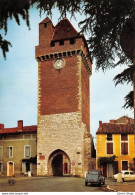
[39,56,79,115]
[39,20,54,47]
[81,60,90,132]
[36,38,85,57]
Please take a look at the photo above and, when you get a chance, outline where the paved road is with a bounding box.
[0,176,104,192]
[1,176,135,192]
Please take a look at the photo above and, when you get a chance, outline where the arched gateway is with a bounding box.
[48,149,71,176]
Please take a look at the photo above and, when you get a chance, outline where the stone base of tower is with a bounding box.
[37,112,95,178]
[83,131,96,176]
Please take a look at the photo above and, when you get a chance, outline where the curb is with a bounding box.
[106,185,118,192]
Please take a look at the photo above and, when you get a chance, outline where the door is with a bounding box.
[107,163,113,177]
[113,161,118,174]
[64,163,68,174]
[9,162,13,176]
[102,163,107,177]
[122,161,128,170]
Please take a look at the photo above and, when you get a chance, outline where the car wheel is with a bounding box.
[102,180,105,185]
[98,181,101,186]
[85,181,88,186]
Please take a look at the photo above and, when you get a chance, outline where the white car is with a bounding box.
[113,170,135,181]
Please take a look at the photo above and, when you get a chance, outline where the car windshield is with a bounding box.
[124,172,129,175]
[88,174,99,180]
[88,171,100,175]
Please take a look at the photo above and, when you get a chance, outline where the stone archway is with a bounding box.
[48,149,71,176]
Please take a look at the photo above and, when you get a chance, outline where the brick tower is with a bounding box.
[35,17,93,177]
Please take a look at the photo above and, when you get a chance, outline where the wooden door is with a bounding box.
[122,161,128,170]
[113,161,118,174]
[64,163,68,174]
[107,163,113,177]
[103,163,107,177]
[9,162,13,176]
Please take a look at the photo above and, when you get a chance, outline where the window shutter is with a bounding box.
[22,162,26,173]
[107,134,112,141]
[9,147,13,157]
[0,147,2,157]
[107,143,113,154]
[25,146,30,157]
[6,147,9,157]
[121,143,128,154]
[30,163,32,172]
[25,147,27,157]
[121,134,128,141]
[1,163,3,173]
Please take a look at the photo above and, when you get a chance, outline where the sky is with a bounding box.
[0,6,133,144]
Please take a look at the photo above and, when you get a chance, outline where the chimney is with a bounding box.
[0,124,4,130]
[99,121,102,128]
[110,120,115,124]
[18,120,23,130]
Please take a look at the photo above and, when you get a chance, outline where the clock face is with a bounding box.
[53,58,65,70]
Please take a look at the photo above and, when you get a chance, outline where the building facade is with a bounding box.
[96,116,135,178]
[35,17,95,177]
[0,121,37,176]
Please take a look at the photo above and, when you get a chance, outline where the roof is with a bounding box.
[52,18,82,41]
[40,17,52,24]
[0,125,37,135]
[96,123,134,134]
[115,115,134,124]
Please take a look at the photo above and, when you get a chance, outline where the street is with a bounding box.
[0,176,105,192]
[1,176,135,192]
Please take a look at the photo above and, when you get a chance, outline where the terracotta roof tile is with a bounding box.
[0,125,37,134]
[96,123,134,134]
[52,18,82,41]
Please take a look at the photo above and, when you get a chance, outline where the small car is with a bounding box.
[113,170,135,181]
[85,170,105,186]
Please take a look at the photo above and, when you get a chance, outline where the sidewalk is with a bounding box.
[107,183,135,192]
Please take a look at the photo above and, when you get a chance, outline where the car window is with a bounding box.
[124,172,129,175]
[130,172,134,175]
[88,171,99,175]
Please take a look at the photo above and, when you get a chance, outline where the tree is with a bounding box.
[114,64,134,109]
[0,0,134,108]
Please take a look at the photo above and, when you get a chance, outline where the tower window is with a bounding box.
[70,38,76,45]
[50,41,55,47]
[44,23,47,28]
[59,40,64,46]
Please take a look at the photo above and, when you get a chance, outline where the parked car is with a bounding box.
[85,170,105,186]
[113,170,135,181]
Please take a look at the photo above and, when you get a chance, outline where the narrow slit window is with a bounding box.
[44,23,47,28]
